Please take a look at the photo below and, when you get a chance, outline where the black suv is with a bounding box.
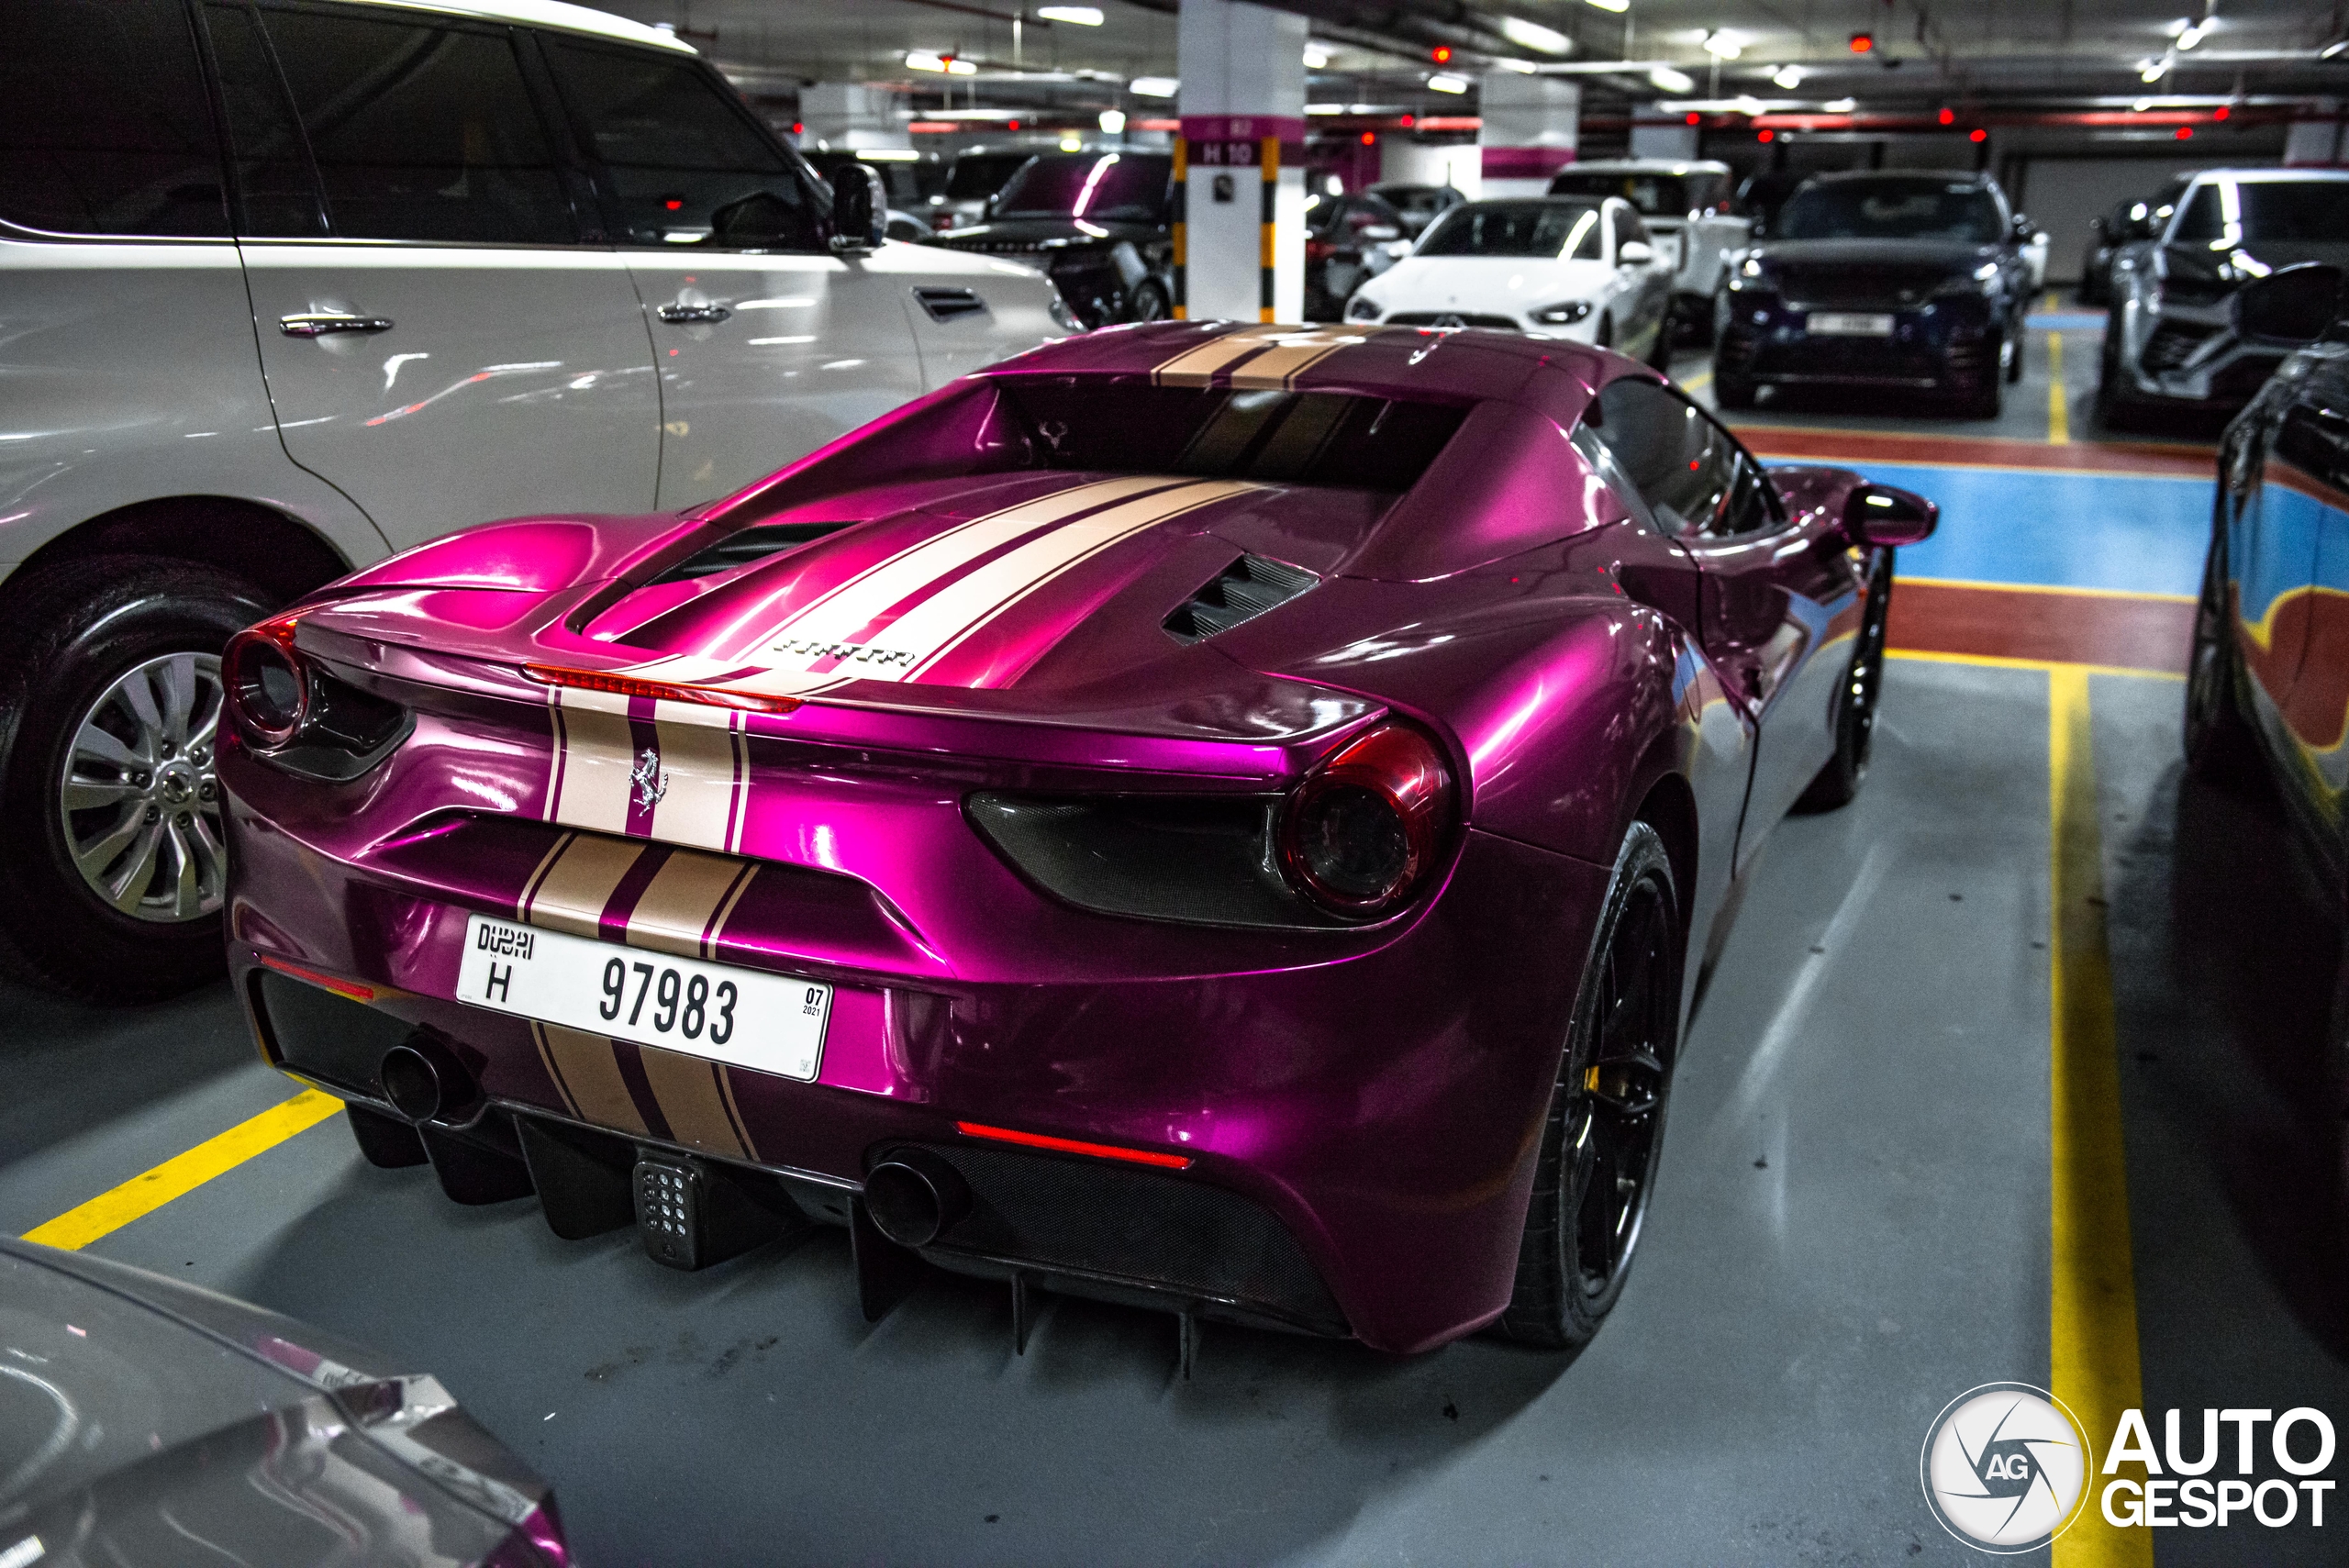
[922,150,1174,327]
[1713,171,2035,417]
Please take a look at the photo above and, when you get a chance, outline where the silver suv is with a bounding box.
[1546,160,1750,336]
[0,0,1065,999]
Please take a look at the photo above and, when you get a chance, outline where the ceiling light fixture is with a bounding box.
[1304,43,1330,68]
[2176,23,2206,49]
[1500,16,1572,53]
[1128,76,1178,97]
[1585,0,1629,12]
[2140,57,2170,83]
[906,51,947,72]
[1649,65,1696,93]
[1702,31,1742,61]
[1771,65,1803,89]
[946,57,978,76]
[1037,6,1103,23]
[1428,73,1470,94]
[1823,97,1857,112]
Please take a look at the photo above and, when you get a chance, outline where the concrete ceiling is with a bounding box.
[592,0,2349,122]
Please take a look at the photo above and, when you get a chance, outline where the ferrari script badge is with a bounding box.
[631,748,668,810]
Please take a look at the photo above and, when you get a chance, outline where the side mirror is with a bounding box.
[1618,239,1654,266]
[830,164,886,251]
[2010,213,2033,241]
[2236,262,2345,344]
[1843,484,1937,548]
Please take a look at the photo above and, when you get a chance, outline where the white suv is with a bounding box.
[0,0,1066,998]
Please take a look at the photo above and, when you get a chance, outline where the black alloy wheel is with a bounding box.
[2183,499,2260,784]
[1798,553,1894,810]
[1498,820,1680,1351]
[1126,279,1171,323]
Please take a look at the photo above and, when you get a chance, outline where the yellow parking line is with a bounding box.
[2046,667,2151,1568]
[22,1090,345,1251]
[1680,369,1714,394]
[2049,331,2070,444]
[1887,648,2181,681]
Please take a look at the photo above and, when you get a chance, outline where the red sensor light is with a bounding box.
[2176,126,2194,139]
[1849,31,1874,53]
[1969,127,1987,142]
[1937,107,1954,126]
[1431,45,1451,63]
[1757,128,1775,142]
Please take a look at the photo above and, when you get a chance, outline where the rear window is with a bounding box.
[0,0,227,237]
[995,379,1465,491]
[947,152,1032,201]
[2176,180,2349,245]
[992,153,1169,222]
[1550,172,1703,217]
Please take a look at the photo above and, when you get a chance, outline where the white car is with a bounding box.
[1344,196,1675,366]
[1547,160,1751,337]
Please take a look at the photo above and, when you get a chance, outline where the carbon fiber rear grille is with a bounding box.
[1778,264,1946,309]
[1384,312,1520,329]
[896,1141,1348,1334]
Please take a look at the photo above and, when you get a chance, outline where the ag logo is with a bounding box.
[1921,1383,2092,1552]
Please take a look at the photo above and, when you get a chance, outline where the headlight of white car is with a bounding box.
[1345,295,1382,322]
[1531,301,1593,325]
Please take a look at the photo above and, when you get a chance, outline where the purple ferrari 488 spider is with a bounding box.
[219,321,1933,1356]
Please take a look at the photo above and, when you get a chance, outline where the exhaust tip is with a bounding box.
[380,1035,474,1124]
[864,1150,970,1250]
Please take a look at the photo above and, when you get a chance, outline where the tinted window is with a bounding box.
[255,6,573,244]
[1776,178,2004,243]
[1590,379,1771,537]
[547,39,820,250]
[2239,183,2349,243]
[1419,201,1602,259]
[991,153,1169,222]
[946,152,1032,201]
[1550,172,1692,218]
[1608,207,1650,251]
[0,0,227,236]
[205,3,325,237]
[2170,183,2225,242]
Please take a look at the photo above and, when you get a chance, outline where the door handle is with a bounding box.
[658,303,731,324]
[279,313,394,337]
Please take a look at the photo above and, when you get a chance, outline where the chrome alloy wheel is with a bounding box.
[59,651,227,923]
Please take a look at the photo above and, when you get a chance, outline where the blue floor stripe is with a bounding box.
[1771,460,2209,597]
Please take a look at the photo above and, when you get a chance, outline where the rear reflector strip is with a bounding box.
[257,953,377,1003]
[522,663,801,714]
[953,1120,1194,1170]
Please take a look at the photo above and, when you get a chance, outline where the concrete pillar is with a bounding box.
[799,84,909,152]
[1379,139,1478,198]
[1176,0,1308,322]
[1478,72,1578,197]
[1630,118,1700,161]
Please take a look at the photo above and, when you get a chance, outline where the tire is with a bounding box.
[1796,553,1894,811]
[2183,505,2261,785]
[0,555,275,999]
[2005,320,2026,383]
[1961,340,2003,419]
[1645,315,1673,373]
[1126,279,1171,324]
[2096,310,2144,433]
[1595,316,1615,351]
[1497,820,1681,1352]
[1713,367,1756,410]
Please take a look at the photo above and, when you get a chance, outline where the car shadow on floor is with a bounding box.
[229,1156,1582,1564]
[2124,760,2349,1359]
[0,979,251,1167]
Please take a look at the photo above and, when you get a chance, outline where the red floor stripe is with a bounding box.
[1889,582,2192,673]
[1736,427,2212,478]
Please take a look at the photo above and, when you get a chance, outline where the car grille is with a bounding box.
[1776,263,1948,309]
[2143,320,2221,373]
[1384,312,1520,329]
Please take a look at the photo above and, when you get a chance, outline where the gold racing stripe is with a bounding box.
[549,703,635,833]
[516,832,573,921]
[538,1022,648,1136]
[1149,324,1286,385]
[635,1045,749,1160]
[625,849,756,960]
[1227,327,1375,391]
[522,833,644,938]
[715,1067,762,1161]
[647,703,747,851]
[904,480,1258,677]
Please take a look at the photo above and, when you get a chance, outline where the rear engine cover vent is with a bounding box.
[913,286,987,322]
[1163,554,1319,643]
[652,521,849,584]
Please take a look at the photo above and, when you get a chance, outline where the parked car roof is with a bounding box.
[341,0,694,51]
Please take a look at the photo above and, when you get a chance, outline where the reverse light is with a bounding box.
[955,1120,1193,1169]
[1278,723,1454,918]
[225,617,308,748]
[520,663,801,714]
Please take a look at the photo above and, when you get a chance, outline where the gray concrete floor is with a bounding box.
[11,659,2343,1565]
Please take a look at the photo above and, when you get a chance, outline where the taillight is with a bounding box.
[1306,238,1335,260]
[225,617,307,748]
[1278,723,1454,917]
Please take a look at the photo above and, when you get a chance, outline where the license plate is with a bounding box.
[456,915,829,1082]
[1808,312,1896,337]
